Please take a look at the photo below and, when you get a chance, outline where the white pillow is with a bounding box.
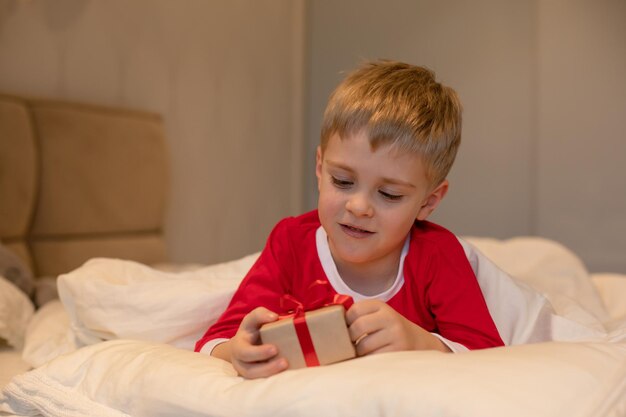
[2,339,626,417]
[463,236,609,322]
[591,273,626,333]
[57,253,259,350]
[21,300,77,368]
[0,276,35,350]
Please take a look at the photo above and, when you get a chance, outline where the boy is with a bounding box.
[195,60,504,378]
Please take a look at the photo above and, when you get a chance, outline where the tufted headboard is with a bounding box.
[0,93,169,277]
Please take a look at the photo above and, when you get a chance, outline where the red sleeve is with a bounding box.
[194,217,295,352]
[424,234,504,350]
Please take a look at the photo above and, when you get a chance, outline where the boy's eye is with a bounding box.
[379,190,403,201]
[331,176,353,188]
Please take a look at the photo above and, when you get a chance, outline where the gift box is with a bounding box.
[260,304,356,369]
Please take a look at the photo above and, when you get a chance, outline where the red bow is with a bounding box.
[278,280,354,367]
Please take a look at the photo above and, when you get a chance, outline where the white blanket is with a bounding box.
[2,237,626,417]
[3,340,626,417]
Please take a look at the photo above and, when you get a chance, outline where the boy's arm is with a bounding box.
[344,228,493,355]
[427,241,505,350]
[347,300,452,355]
[210,340,231,361]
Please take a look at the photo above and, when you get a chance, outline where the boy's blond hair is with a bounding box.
[321,60,462,187]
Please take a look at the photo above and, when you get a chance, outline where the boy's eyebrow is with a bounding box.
[326,160,416,188]
[381,177,416,188]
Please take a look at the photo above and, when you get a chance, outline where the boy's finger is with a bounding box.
[237,356,288,379]
[346,300,383,325]
[359,342,395,357]
[353,329,387,356]
[240,307,279,333]
[236,343,278,363]
[348,310,386,341]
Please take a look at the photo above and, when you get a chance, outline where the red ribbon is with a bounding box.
[278,280,353,367]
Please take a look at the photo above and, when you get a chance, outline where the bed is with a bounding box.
[1,93,625,417]
[0,91,169,409]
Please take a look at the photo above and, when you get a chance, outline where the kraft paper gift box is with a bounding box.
[260,304,356,369]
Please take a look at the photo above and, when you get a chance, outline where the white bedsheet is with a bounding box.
[1,237,625,417]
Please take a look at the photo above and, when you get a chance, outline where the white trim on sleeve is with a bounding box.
[198,338,229,355]
[431,333,470,353]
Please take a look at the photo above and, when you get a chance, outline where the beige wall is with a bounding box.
[1,0,624,273]
[305,0,626,273]
[0,0,305,264]
[535,0,626,274]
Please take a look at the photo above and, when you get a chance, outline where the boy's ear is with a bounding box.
[315,146,323,191]
[416,180,449,221]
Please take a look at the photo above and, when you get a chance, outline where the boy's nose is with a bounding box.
[345,193,374,217]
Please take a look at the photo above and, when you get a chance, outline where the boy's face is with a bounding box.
[316,131,448,276]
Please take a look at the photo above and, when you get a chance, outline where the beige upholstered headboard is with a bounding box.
[0,93,169,277]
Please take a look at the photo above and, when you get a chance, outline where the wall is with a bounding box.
[1,0,624,273]
[306,0,626,273]
[0,0,305,264]
[536,0,626,274]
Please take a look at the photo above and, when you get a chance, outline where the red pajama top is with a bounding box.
[195,210,504,351]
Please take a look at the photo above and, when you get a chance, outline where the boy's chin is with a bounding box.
[329,245,379,266]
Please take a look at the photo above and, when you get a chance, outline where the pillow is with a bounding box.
[21,300,77,368]
[0,275,35,349]
[0,242,34,297]
[463,236,609,322]
[591,273,626,333]
[57,253,259,350]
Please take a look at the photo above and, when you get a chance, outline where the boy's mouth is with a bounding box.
[340,223,374,237]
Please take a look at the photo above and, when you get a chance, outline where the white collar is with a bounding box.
[315,226,409,302]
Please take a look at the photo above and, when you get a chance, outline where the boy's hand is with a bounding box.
[218,307,288,379]
[346,300,451,356]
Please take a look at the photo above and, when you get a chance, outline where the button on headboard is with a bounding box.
[0,93,168,277]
